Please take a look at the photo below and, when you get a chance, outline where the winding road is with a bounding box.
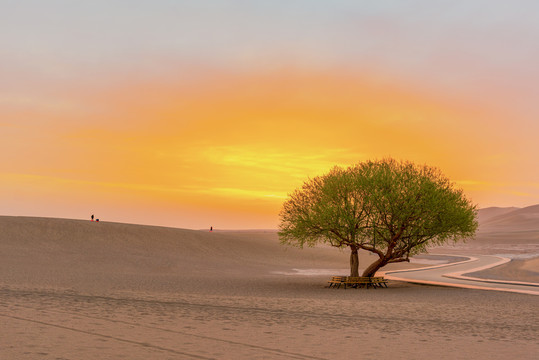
[384,255,539,295]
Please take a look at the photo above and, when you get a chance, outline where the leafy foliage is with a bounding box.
[278,159,478,277]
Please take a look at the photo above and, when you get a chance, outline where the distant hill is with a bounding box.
[478,204,539,233]
[477,206,520,223]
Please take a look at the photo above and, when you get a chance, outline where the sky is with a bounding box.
[1,0,539,229]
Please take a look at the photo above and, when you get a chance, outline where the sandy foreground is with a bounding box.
[0,216,538,359]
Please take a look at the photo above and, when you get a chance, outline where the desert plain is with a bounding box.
[0,206,538,359]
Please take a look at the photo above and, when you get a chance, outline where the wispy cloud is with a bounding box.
[203,187,288,200]
[199,145,365,178]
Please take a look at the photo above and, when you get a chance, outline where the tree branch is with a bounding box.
[358,244,385,258]
[387,257,410,264]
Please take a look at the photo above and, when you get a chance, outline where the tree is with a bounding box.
[278,159,478,278]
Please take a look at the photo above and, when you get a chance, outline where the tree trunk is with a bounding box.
[361,257,387,277]
[349,245,359,277]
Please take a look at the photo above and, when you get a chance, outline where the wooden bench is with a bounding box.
[369,277,388,288]
[328,276,388,289]
[346,277,377,289]
[327,276,348,288]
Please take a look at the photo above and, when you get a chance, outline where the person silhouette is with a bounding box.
[210,226,213,232]
[91,214,94,221]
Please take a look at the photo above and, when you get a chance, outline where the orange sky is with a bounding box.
[2,2,539,228]
[2,68,538,229]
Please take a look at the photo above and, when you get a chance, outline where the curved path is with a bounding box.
[384,255,539,295]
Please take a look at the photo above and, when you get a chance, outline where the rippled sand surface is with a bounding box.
[1,216,537,359]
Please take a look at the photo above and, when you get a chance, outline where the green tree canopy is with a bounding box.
[278,159,478,277]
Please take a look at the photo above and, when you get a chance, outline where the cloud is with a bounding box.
[198,145,365,177]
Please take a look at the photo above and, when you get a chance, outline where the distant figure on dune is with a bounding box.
[210,226,213,232]
[91,214,94,221]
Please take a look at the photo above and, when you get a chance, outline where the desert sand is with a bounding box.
[1,213,538,359]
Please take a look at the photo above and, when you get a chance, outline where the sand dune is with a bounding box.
[476,206,520,223]
[1,215,538,359]
[0,216,425,295]
[433,205,539,256]
[479,204,539,232]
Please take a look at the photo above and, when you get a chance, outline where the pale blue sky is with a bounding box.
[2,1,538,76]
[2,0,538,125]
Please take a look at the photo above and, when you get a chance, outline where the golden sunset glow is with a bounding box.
[2,2,538,228]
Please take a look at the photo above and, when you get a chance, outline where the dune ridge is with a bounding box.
[477,204,539,232]
[477,206,520,223]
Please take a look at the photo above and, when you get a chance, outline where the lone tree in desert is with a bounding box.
[278,159,478,278]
